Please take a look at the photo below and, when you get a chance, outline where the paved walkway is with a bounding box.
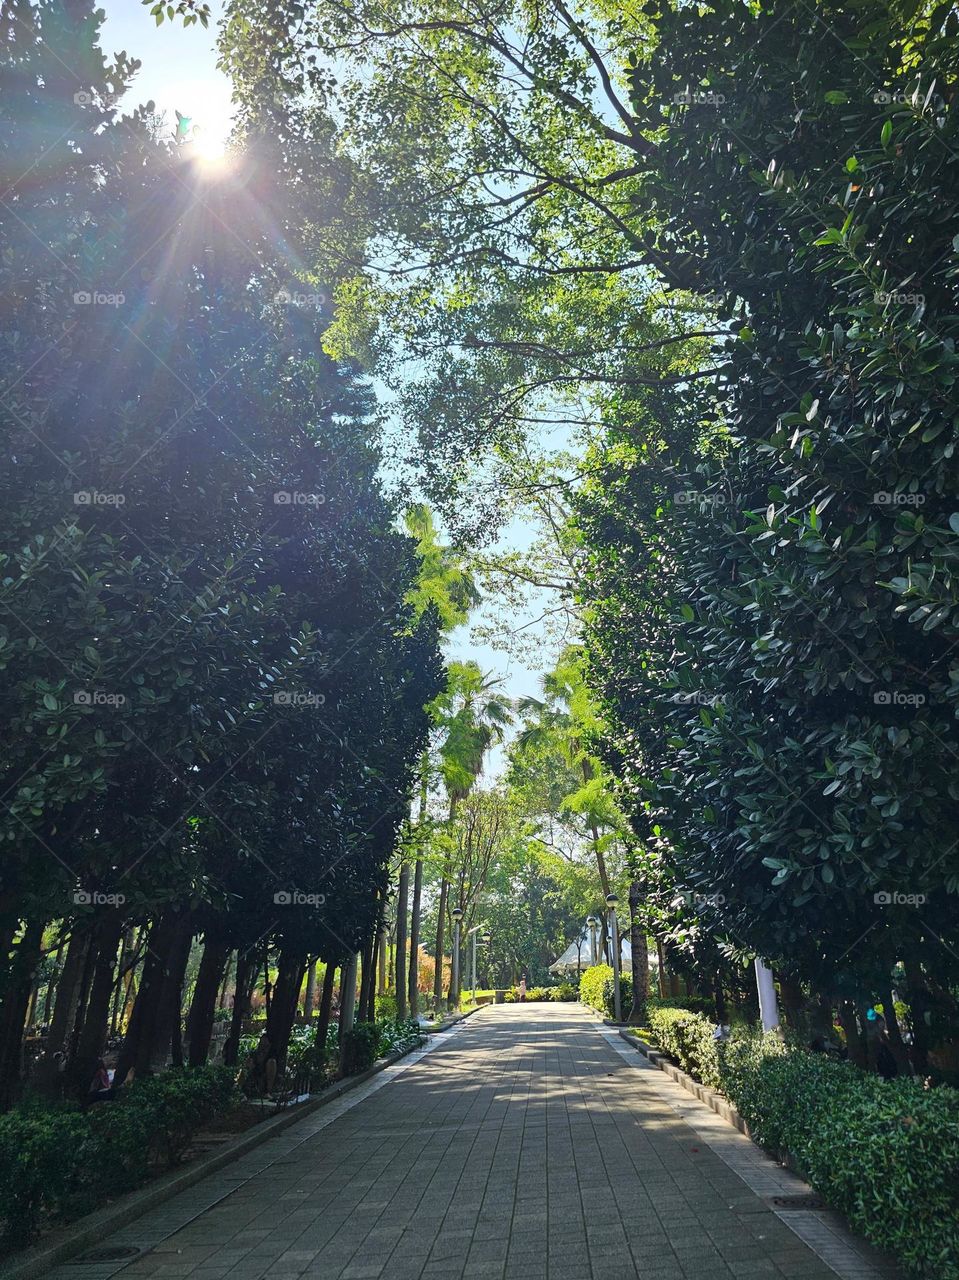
[50,1005,899,1280]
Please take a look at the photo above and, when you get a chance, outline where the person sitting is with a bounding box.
[86,1058,115,1105]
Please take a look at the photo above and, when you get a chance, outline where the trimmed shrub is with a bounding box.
[502,985,556,1002]
[647,1006,721,1089]
[602,973,632,1019]
[550,983,578,1002]
[0,1103,90,1244]
[578,964,634,1018]
[579,964,612,1012]
[719,1030,959,1280]
[340,1022,379,1075]
[647,993,716,1019]
[0,1067,238,1245]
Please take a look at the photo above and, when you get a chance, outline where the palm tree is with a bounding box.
[401,509,482,1017]
[514,647,616,902]
[431,662,513,1011]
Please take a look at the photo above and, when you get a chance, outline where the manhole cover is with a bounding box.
[772,1194,824,1210]
[76,1246,142,1263]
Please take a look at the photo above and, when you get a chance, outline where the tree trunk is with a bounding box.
[116,909,180,1081]
[626,881,649,1025]
[264,950,305,1078]
[217,950,235,1010]
[879,985,911,1076]
[655,937,668,998]
[109,928,133,1037]
[395,862,409,1020]
[155,913,195,1070]
[65,923,99,1067]
[42,942,63,1026]
[0,921,43,1109]
[370,932,384,1021]
[779,977,804,1031]
[408,858,423,1016]
[902,955,931,1075]
[303,958,317,1020]
[261,946,272,1018]
[70,915,123,1091]
[46,927,89,1058]
[338,955,358,1042]
[223,948,256,1066]
[358,934,376,1023]
[316,962,336,1064]
[186,935,229,1067]
[433,875,448,1014]
[838,1000,866,1068]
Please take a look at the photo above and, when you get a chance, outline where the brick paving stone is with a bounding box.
[42,1005,909,1280]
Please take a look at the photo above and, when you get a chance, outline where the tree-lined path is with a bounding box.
[47,1006,894,1280]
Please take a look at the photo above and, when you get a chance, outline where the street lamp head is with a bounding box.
[451,906,464,921]
[481,932,491,945]
[604,893,619,908]
[586,915,598,926]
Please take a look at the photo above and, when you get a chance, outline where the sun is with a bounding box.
[162,79,235,168]
[192,125,230,167]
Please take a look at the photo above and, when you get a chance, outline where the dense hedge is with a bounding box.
[580,966,716,1020]
[576,962,614,1013]
[648,994,716,1019]
[645,1010,959,1279]
[0,1067,238,1245]
[647,1006,721,1089]
[503,983,578,1003]
[723,1034,959,1280]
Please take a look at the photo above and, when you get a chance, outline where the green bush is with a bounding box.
[719,1030,959,1280]
[647,993,716,1019]
[0,1103,90,1243]
[578,964,635,1018]
[374,992,398,1021]
[340,1021,379,1075]
[550,982,578,1002]
[601,973,633,1019]
[647,1006,721,1089]
[376,1016,422,1055]
[501,985,555,1002]
[286,1022,338,1077]
[0,1067,238,1245]
[579,965,612,1012]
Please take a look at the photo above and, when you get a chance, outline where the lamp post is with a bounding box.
[481,931,491,994]
[586,915,599,966]
[466,924,483,1005]
[451,906,463,1010]
[605,893,622,1022]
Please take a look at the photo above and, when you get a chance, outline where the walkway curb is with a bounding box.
[616,1027,754,1137]
[0,1032,440,1280]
